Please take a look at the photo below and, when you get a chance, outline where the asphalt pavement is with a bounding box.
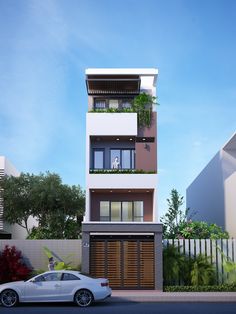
[0,302,236,314]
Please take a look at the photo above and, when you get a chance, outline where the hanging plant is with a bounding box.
[132,92,158,127]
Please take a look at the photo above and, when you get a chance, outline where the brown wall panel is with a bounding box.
[90,192,153,221]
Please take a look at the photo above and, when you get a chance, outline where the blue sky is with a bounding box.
[1,0,236,218]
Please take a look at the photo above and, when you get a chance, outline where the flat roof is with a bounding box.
[222,132,236,150]
[85,68,158,76]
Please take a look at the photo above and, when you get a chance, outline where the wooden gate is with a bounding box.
[90,236,154,289]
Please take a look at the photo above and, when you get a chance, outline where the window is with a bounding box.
[121,99,132,109]
[94,99,106,109]
[99,201,143,222]
[122,202,133,221]
[110,149,135,169]
[62,273,80,281]
[111,202,121,221]
[100,201,109,221]
[93,149,104,169]
[122,150,131,169]
[134,201,144,222]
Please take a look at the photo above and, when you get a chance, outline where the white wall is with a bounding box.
[187,148,236,238]
[86,113,138,136]
[186,152,225,228]
[0,240,82,271]
[87,173,157,189]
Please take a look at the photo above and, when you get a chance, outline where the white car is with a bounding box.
[0,270,112,308]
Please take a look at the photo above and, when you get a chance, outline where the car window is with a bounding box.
[62,273,80,281]
[33,275,46,282]
[36,272,61,282]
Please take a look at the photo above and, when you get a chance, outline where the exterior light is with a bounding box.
[110,190,113,193]
[129,138,133,141]
[116,138,120,141]
[142,138,146,141]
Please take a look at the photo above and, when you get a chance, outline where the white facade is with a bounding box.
[85,68,158,223]
[86,113,138,136]
[187,133,236,238]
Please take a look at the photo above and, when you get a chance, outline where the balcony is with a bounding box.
[86,113,137,136]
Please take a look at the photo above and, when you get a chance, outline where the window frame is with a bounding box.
[110,148,135,169]
[93,148,105,169]
[99,200,144,222]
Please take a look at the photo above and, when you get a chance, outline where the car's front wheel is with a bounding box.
[74,289,93,307]
[0,289,18,307]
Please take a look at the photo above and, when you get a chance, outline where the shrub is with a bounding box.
[163,245,191,285]
[164,284,236,292]
[163,245,216,286]
[0,245,32,283]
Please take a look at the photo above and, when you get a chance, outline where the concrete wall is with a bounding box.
[187,152,225,228]
[0,240,82,271]
[187,147,236,238]
[87,113,138,136]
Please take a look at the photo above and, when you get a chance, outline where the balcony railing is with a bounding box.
[89,169,157,174]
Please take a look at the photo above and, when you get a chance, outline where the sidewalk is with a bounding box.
[109,290,236,302]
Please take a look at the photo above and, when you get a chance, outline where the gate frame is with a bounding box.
[82,222,163,290]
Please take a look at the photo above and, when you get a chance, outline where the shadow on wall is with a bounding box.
[186,151,225,228]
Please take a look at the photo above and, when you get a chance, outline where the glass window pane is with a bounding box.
[134,217,143,222]
[111,202,121,221]
[43,273,62,281]
[100,201,109,219]
[122,150,131,169]
[111,150,120,169]
[62,273,80,281]
[122,202,133,221]
[131,150,135,169]
[134,201,143,217]
[95,99,106,109]
[94,150,104,169]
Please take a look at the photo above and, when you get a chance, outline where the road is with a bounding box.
[0,301,236,314]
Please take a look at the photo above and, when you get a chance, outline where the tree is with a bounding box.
[161,189,229,239]
[0,173,36,234]
[0,172,85,239]
[161,189,187,238]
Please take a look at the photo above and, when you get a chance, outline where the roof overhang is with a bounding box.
[86,75,141,95]
[85,68,158,95]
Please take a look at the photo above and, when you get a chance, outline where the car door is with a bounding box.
[60,272,82,301]
[24,272,62,302]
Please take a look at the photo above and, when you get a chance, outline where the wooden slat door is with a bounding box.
[123,241,139,287]
[90,241,106,278]
[107,241,122,288]
[90,238,154,289]
[140,241,155,288]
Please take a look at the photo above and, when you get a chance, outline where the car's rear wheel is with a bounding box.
[74,289,93,307]
[0,289,18,307]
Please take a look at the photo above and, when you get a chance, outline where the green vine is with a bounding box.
[89,92,158,128]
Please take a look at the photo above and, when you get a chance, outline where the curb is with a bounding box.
[108,292,236,303]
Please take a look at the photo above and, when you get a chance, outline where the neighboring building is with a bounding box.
[82,68,163,290]
[187,132,236,238]
[0,156,37,239]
